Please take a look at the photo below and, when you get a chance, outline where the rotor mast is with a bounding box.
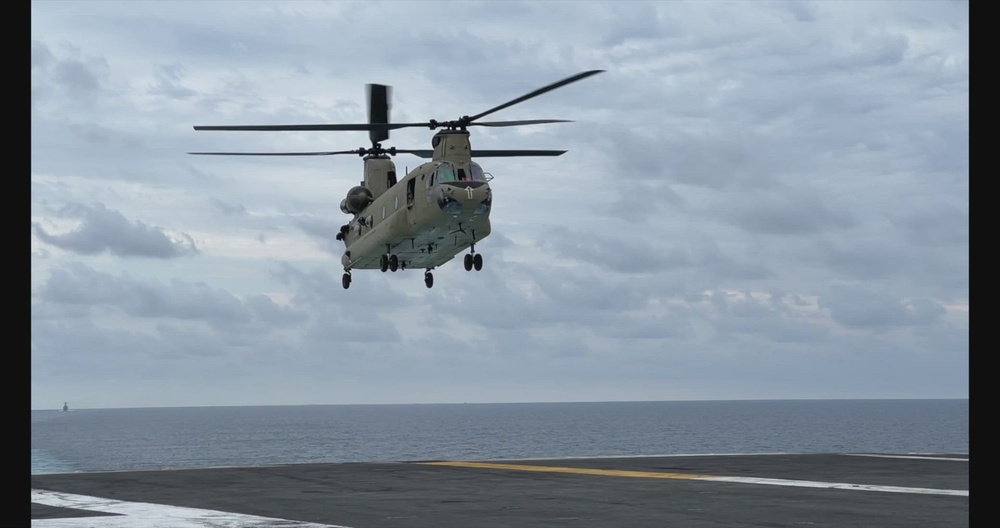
[430,129,472,165]
[361,83,396,200]
[362,154,396,200]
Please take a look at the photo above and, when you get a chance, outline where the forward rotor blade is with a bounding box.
[466,70,605,123]
[388,149,567,159]
[469,149,567,157]
[367,83,392,144]
[389,149,433,157]
[470,119,572,127]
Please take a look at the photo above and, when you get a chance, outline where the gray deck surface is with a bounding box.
[31,453,969,527]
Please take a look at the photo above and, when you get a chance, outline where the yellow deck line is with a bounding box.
[417,460,969,496]
[419,461,706,480]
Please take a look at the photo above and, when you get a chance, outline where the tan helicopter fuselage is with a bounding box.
[190,69,605,288]
[339,130,492,271]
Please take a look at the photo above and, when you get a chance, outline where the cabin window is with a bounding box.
[382,205,386,219]
[394,196,399,210]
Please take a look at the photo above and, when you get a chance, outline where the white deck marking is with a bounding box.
[701,476,968,496]
[844,454,969,462]
[31,489,354,528]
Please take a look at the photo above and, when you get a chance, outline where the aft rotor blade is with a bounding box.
[188,150,360,156]
[193,124,409,132]
[367,83,392,144]
[465,70,605,123]
[193,119,574,133]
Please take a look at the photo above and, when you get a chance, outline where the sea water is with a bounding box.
[30,399,968,475]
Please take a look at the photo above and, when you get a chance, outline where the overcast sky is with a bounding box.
[31,0,968,410]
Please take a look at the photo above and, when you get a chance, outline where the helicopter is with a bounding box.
[190,69,604,289]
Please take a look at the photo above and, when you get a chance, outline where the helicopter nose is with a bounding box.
[448,181,488,200]
[437,181,491,215]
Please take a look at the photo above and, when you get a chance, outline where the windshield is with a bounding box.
[436,163,458,183]
[436,162,487,183]
[469,162,487,182]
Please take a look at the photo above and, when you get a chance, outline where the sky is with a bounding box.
[30,0,969,410]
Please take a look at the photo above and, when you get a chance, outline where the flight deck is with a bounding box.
[31,452,969,527]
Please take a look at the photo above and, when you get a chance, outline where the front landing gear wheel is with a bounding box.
[342,272,352,289]
[389,254,399,272]
[473,253,483,271]
[424,271,434,288]
[379,255,388,272]
[464,253,473,271]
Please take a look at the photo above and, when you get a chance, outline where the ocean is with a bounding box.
[30,399,968,475]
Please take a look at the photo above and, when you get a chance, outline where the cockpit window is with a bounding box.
[469,162,486,182]
[436,163,457,183]
[435,162,487,183]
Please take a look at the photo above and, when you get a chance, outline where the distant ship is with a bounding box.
[62,402,69,412]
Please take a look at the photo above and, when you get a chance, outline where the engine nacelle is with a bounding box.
[340,185,373,215]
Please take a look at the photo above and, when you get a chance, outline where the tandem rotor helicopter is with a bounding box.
[190,69,604,289]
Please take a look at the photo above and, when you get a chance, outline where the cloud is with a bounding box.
[33,202,199,258]
[818,284,947,329]
[30,0,968,409]
[31,40,109,105]
[39,262,256,323]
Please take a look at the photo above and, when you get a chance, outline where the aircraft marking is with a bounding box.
[31,489,353,528]
[421,460,704,479]
[844,453,969,462]
[419,461,969,497]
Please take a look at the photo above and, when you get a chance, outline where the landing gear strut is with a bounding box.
[380,248,401,273]
[464,244,484,271]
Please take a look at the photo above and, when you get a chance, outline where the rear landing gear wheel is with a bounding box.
[342,272,351,290]
[473,253,483,271]
[464,253,473,271]
[389,254,399,272]
[380,255,388,272]
[424,271,434,288]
